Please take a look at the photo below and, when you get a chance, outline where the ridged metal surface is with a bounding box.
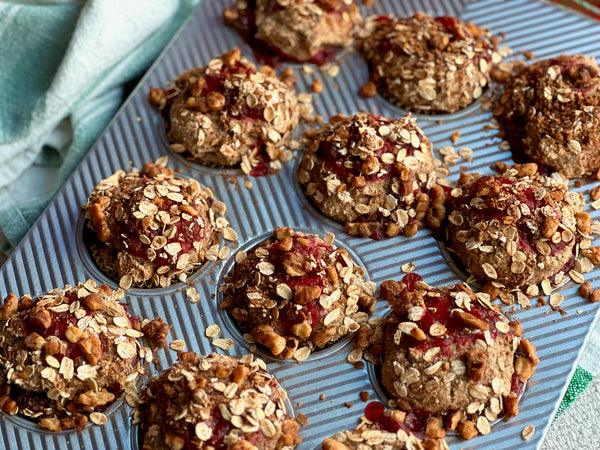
[1,0,600,449]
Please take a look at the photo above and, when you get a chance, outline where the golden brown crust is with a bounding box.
[135,352,302,449]
[357,13,500,113]
[220,227,376,360]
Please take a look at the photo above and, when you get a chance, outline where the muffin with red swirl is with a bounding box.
[85,158,230,289]
[149,48,299,176]
[323,401,449,449]
[357,13,501,114]
[220,227,376,360]
[493,54,600,178]
[134,352,302,449]
[380,273,539,440]
[299,112,443,240]
[0,281,154,432]
[224,0,362,64]
[446,163,587,290]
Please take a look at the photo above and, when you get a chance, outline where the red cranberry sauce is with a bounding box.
[393,273,514,358]
[454,176,571,256]
[110,181,208,268]
[229,0,345,67]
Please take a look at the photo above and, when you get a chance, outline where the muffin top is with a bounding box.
[300,112,441,239]
[149,48,300,175]
[135,352,302,449]
[493,54,600,178]
[224,0,362,64]
[357,13,501,113]
[85,158,232,289]
[220,227,376,360]
[446,163,585,289]
[0,280,154,431]
[379,273,538,440]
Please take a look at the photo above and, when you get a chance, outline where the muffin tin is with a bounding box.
[1,0,600,448]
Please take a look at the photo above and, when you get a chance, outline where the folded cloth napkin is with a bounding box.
[0,0,201,257]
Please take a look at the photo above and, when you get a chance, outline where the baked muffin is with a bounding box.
[224,0,362,64]
[446,163,587,290]
[380,274,539,440]
[85,158,231,289]
[493,54,600,178]
[323,402,449,450]
[299,112,443,240]
[0,281,153,432]
[135,352,302,449]
[357,13,500,114]
[149,48,299,175]
[220,227,376,360]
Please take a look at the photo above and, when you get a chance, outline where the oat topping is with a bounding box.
[134,352,302,449]
[220,227,376,360]
[368,274,539,441]
[323,402,449,450]
[357,13,502,113]
[0,281,154,432]
[299,111,447,239]
[493,54,600,178]
[446,163,589,290]
[84,158,233,289]
[149,48,302,176]
[224,0,362,64]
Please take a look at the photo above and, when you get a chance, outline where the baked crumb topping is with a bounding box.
[85,157,235,289]
[149,48,303,176]
[357,13,502,113]
[299,111,448,239]
[135,352,302,449]
[220,227,376,360]
[0,281,154,432]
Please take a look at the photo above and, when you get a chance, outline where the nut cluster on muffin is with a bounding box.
[446,163,588,296]
[323,401,449,450]
[377,274,538,441]
[134,352,302,449]
[299,112,447,239]
[0,281,157,432]
[224,0,362,64]
[357,13,502,114]
[220,227,376,360]
[85,157,234,289]
[492,54,600,178]
[149,48,301,176]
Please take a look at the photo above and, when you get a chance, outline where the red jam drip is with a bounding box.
[111,181,207,268]
[456,176,571,257]
[279,299,325,334]
[364,401,427,436]
[511,373,525,397]
[249,142,274,177]
[229,0,345,67]
[396,273,513,358]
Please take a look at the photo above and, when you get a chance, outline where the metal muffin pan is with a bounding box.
[2,0,600,448]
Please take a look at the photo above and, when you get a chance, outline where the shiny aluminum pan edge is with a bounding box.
[2,0,600,449]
